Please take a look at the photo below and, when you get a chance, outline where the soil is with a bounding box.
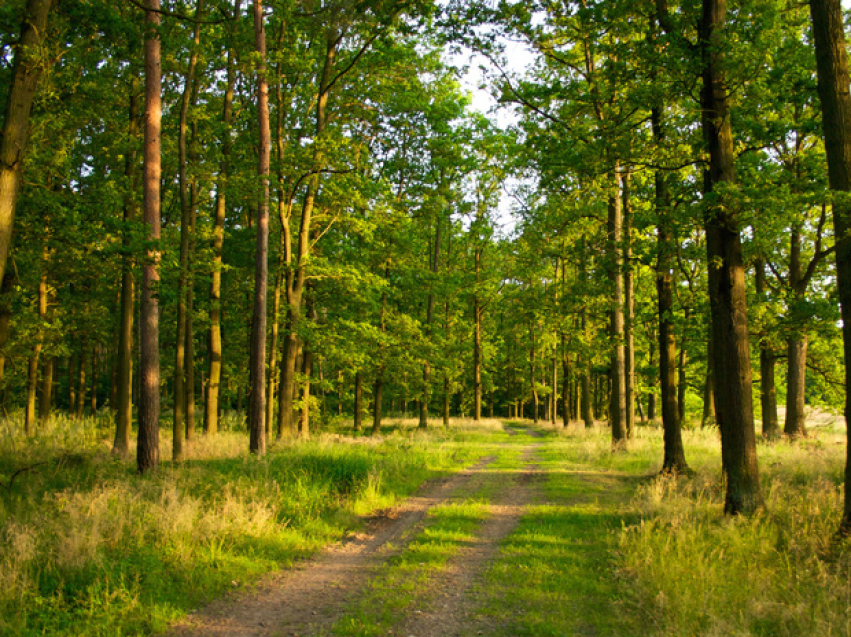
[165,429,546,637]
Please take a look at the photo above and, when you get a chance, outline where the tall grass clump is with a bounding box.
[0,413,481,637]
[618,423,850,637]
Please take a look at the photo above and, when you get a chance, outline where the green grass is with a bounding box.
[1,412,848,637]
[0,413,485,637]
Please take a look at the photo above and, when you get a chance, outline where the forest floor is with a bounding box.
[165,422,638,637]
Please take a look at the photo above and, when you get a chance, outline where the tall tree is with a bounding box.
[137,0,163,473]
[698,0,762,513]
[248,0,271,455]
[807,0,851,535]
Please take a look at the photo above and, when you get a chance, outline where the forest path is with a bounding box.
[166,424,635,637]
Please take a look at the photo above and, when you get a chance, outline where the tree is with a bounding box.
[248,0,271,456]
[807,0,851,535]
[0,0,54,290]
[698,0,762,514]
[137,0,163,474]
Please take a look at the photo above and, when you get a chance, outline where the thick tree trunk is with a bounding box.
[810,0,851,535]
[39,357,54,424]
[0,0,54,288]
[701,0,762,514]
[137,0,162,474]
[247,0,271,456]
[702,340,717,427]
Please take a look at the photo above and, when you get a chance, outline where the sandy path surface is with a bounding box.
[166,432,543,637]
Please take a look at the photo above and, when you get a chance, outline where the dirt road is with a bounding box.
[167,427,549,637]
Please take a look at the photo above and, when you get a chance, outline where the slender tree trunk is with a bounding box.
[702,340,716,426]
[421,210,442,428]
[530,324,539,424]
[173,1,202,462]
[647,326,657,421]
[624,172,635,438]
[205,0,240,437]
[354,371,362,431]
[654,104,689,473]
[784,224,808,438]
[112,83,139,458]
[26,244,49,433]
[76,341,86,419]
[0,0,54,287]
[137,0,163,474]
[473,297,482,422]
[701,0,762,514]
[755,259,779,439]
[247,0,271,456]
[608,173,627,444]
[90,345,98,414]
[677,325,688,424]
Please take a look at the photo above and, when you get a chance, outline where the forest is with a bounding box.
[1,0,851,635]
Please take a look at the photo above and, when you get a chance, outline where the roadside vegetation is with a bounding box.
[0,413,848,637]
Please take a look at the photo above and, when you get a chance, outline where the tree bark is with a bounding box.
[354,370,362,431]
[784,224,808,437]
[623,173,635,438]
[608,173,627,444]
[112,81,139,458]
[755,258,779,439]
[0,0,54,288]
[279,29,336,439]
[247,0,271,456]
[173,0,202,461]
[205,0,240,437]
[421,208,442,428]
[808,0,851,534]
[701,0,762,514]
[137,0,163,474]
[654,104,689,474]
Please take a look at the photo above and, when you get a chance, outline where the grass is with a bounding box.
[1,411,848,637]
[0,412,485,637]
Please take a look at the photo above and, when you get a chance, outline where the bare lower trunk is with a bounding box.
[354,371,362,431]
[137,0,162,473]
[608,174,627,444]
[39,358,54,424]
[248,0,271,456]
[371,375,383,435]
[654,101,689,473]
[784,335,808,437]
[809,0,851,535]
[205,0,240,437]
[701,0,762,514]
